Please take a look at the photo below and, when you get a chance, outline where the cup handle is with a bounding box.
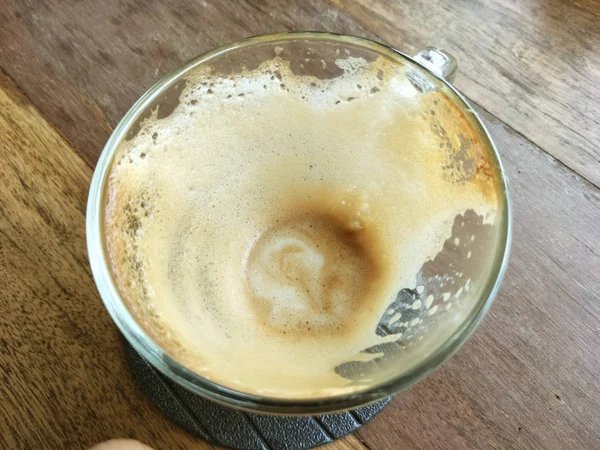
[413,48,457,83]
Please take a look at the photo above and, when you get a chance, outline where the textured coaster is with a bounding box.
[124,342,391,450]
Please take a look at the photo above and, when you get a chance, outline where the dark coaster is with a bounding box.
[124,342,391,450]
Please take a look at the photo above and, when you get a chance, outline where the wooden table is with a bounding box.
[1,1,599,449]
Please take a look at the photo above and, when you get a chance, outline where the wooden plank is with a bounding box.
[0,71,207,450]
[327,0,600,188]
[2,0,599,185]
[354,105,600,450]
[1,1,599,449]
[0,71,363,450]
[0,0,376,166]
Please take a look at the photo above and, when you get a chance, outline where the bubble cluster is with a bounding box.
[104,54,499,398]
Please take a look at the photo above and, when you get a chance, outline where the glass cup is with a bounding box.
[87,32,511,415]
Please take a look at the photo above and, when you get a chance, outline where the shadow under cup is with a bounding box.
[87,33,511,415]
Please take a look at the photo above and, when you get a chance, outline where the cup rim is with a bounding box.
[86,31,512,414]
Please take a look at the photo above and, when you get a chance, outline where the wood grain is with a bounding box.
[0,72,207,450]
[3,0,599,185]
[1,1,600,449]
[0,0,376,167]
[327,0,600,188]
[331,0,600,187]
[354,106,600,450]
[0,72,364,450]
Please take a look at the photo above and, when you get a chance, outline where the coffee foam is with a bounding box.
[104,56,499,397]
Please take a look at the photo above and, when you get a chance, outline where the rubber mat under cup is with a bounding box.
[124,342,391,449]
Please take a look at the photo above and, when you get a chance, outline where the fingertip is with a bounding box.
[89,438,154,450]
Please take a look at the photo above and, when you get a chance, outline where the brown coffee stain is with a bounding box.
[245,185,389,338]
[420,91,501,203]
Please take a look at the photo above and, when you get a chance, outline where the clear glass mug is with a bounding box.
[87,32,511,415]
